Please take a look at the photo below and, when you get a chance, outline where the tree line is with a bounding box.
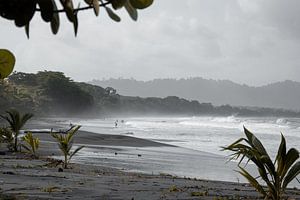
[1,71,300,117]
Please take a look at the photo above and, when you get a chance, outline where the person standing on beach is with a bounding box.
[115,120,118,128]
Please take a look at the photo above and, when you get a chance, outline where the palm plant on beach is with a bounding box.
[51,125,84,169]
[22,132,40,158]
[0,127,14,151]
[223,127,299,200]
[0,109,33,152]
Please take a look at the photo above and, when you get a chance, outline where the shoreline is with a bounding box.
[1,152,259,200]
[0,130,299,199]
[30,129,242,183]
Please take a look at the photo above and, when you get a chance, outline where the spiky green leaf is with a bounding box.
[276,133,286,176]
[282,161,300,189]
[238,166,267,197]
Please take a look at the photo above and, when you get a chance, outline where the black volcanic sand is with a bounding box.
[34,130,174,157]
[0,130,299,200]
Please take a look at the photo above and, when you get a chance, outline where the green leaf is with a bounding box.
[14,1,36,27]
[244,127,254,146]
[129,0,153,9]
[37,0,54,22]
[84,0,99,16]
[51,125,81,168]
[246,128,267,155]
[111,0,127,10]
[281,148,299,178]
[105,7,121,22]
[238,167,267,197]
[69,146,84,160]
[260,154,275,175]
[22,132,39,155]
[60,0,75,22]
[73,11,79,36]
[25,23,30,39]
[50,0,60,34]
[276,133,286,176]
[125,1,138,21]
[0,49,16,79]
[92,0,100,16]
[222,138,246,150]
[21,144,31,152]
[282,161,300,189]
[84,0,93,5]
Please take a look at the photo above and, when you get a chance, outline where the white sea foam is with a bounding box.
[59,116,300,158]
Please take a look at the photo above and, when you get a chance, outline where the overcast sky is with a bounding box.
[1,0,300,86]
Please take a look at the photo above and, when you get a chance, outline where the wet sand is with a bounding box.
[0,130,299,199]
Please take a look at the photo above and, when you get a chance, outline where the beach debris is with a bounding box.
[3,171,15,175]
[159,173,174,178]
[191,190,208,197]
[138,154,141,157]
[41,186,60,194]
[123,132,134,135]
[168,185,181,192]
[0,193,17,200]
[0,127,14,151]
[44,158,63,168]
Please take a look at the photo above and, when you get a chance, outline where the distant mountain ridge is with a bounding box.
[90,78,300,111]
[2,72,300,117]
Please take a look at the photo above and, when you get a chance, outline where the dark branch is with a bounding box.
[36,1,112,13]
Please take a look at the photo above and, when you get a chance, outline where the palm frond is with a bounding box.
[282,161,300,189]
[238,166,267,196]
[69,146,84,160]
[1,109,33,152]
[51,125,83,168]
[223,127,299,199]
[22,132,39,156]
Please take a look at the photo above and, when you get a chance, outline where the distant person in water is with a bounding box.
[115,120,118,128]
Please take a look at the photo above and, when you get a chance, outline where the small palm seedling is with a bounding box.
[51,125,84,169]
[0,109,33,152]
[223,127,299,200]
[0,127,14,151]
[22,132,39,158]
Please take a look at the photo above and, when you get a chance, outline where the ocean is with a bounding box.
[59,116,300,157]
[55,116,300,184]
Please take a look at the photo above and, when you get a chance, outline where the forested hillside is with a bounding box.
[1,71,300,117]
[91,78,300,110]
[0,71,95,115]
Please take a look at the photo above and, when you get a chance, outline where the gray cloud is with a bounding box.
[0,0,299,86]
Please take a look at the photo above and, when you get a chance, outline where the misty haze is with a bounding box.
[0,0,299,199]
[91,77,300,110]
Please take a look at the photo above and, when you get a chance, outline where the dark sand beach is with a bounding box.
[0,130,299,200]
